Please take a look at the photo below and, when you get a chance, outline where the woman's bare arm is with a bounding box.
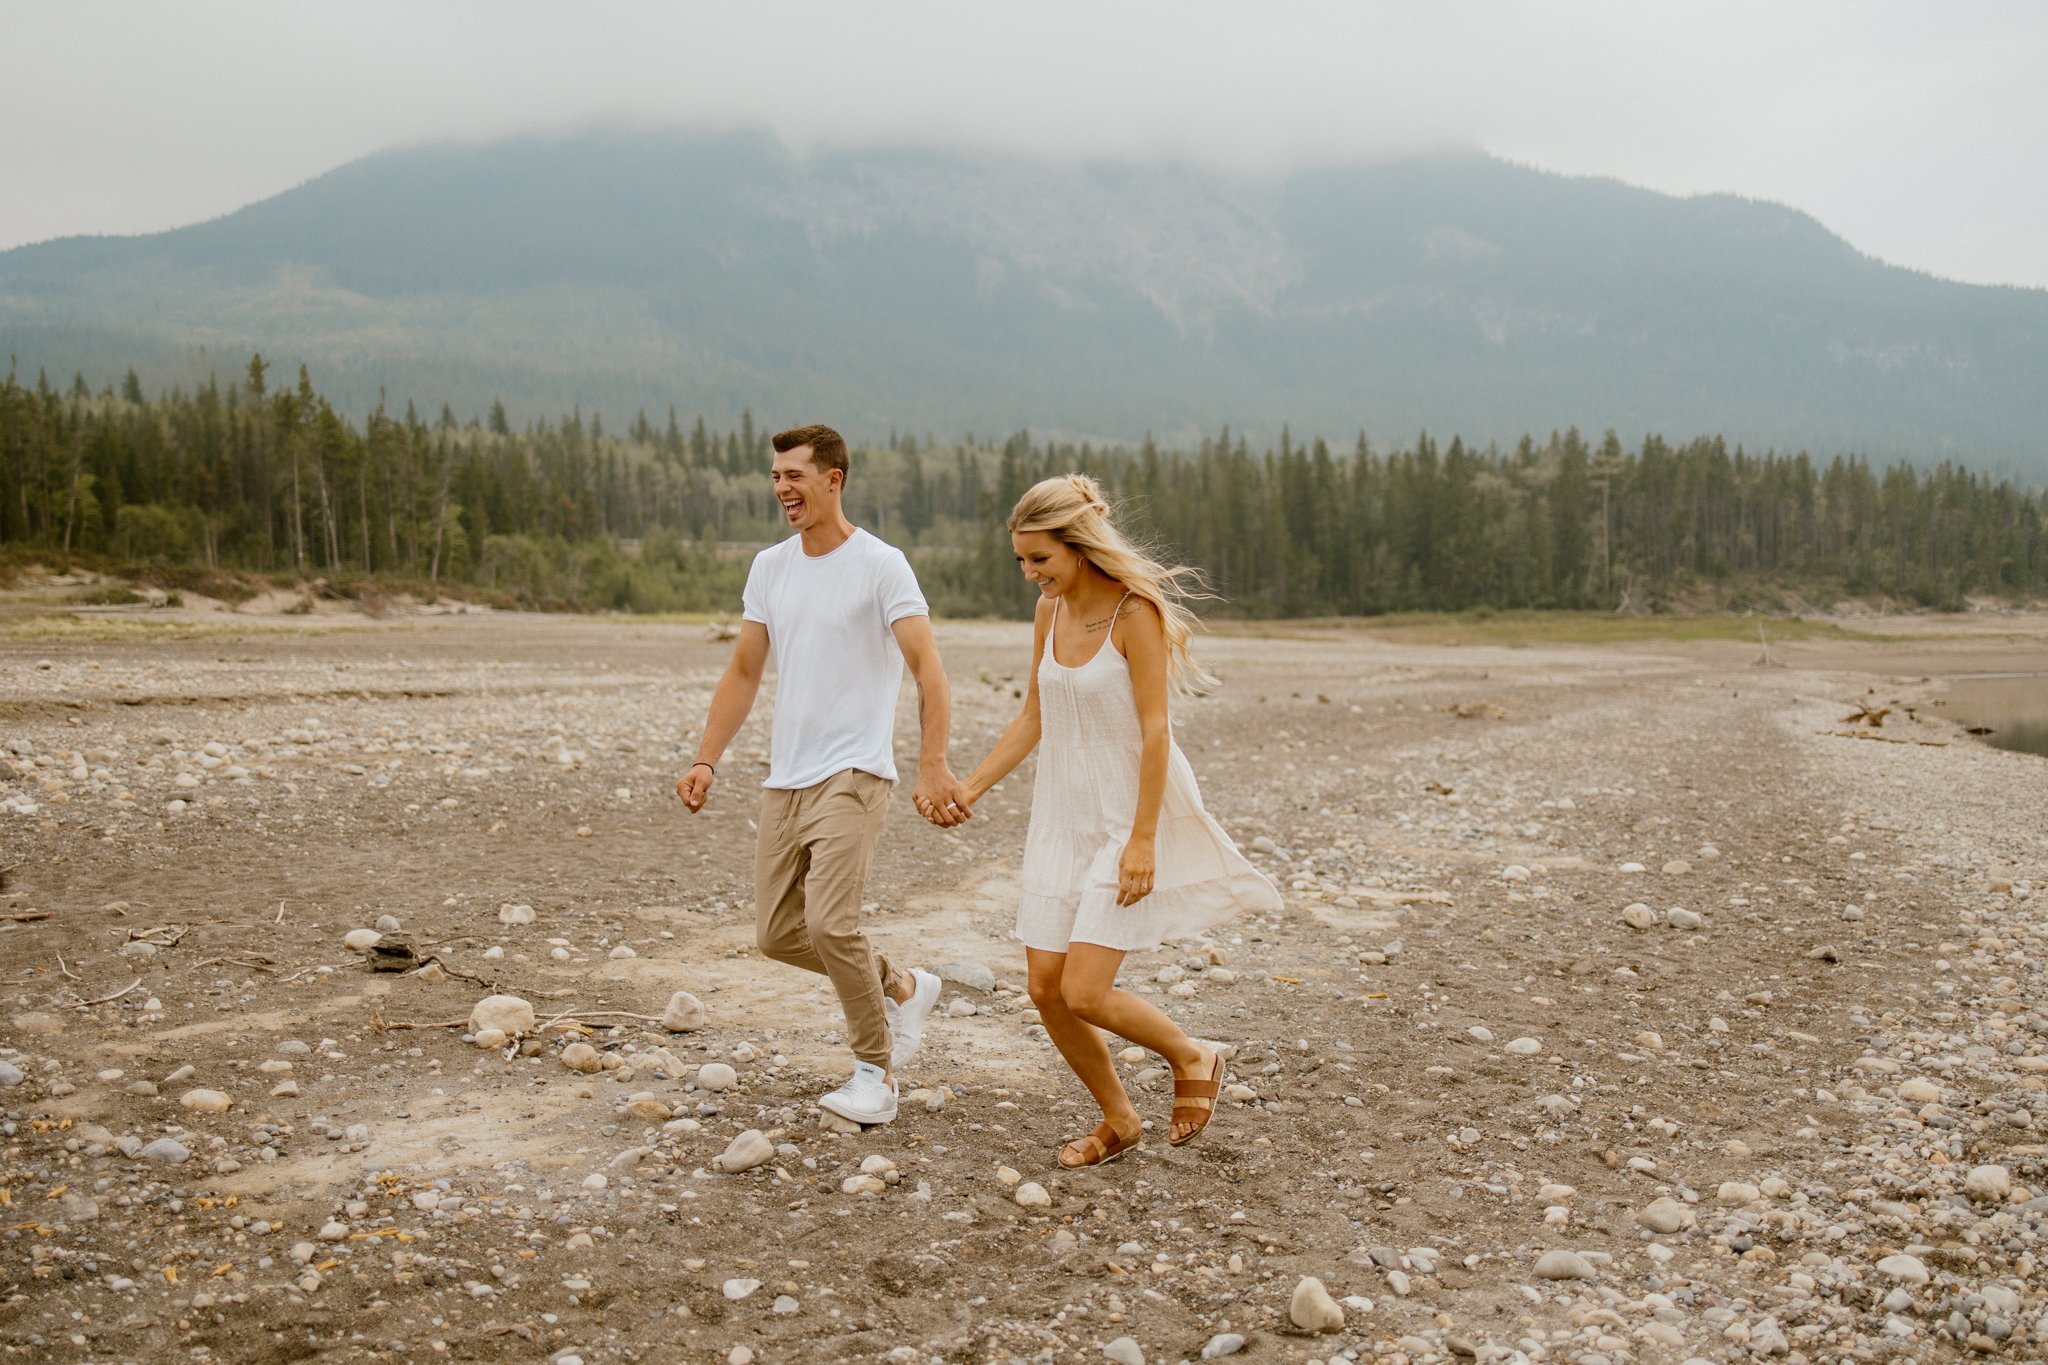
[1116,598,1171,903]
[961,597,1051,806]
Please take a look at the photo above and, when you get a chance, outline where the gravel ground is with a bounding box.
[1,611,2045,1365]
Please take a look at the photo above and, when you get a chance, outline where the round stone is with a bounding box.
[1287,1275,1344,1332]
[714,1130,774,1173]
[661,991,706,1032]
[1638,1197,1691,1234]
[468,994,535,1035]
[1877,1254,1929,1284]
[1533,1249,1598,1280]
[1963,1164,2012,1203]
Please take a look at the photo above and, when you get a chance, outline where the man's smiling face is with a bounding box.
[770,444,839,530]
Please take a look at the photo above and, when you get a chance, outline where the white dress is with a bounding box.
[1015,599,1281,953]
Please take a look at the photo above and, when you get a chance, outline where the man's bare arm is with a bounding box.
[676,621,769,812]
[890,614,971,825]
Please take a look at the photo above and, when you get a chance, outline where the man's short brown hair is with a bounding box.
[771,423,848,479]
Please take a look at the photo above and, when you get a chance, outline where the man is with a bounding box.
[676,423,971,1125]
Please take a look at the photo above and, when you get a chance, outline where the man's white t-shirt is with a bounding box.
[741,528,929,790]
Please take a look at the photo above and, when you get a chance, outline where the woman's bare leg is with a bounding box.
[1026,948,1140,1143]
[1061,942,1216,1142]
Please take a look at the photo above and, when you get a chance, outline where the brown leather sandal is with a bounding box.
[1169,1048,1224,1147]
[1058,1121,1139,1169]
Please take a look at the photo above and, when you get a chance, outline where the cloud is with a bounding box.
[2,0,2044,286]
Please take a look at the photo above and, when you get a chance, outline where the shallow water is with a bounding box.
[1932,673,2048,758]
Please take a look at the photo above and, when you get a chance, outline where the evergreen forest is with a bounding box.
[4,358,2044,618]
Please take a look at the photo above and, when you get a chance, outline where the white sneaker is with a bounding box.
[886,967,943,1071]
[817,1060,898,1125]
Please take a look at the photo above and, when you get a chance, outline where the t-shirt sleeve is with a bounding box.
[740,552,769,624]
[877,548,929,625]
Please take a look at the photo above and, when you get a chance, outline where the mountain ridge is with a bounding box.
[3,128,2044,475]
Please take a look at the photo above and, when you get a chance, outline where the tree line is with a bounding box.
[3,357,2044,616]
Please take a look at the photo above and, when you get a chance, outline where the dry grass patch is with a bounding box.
[0,612,355,642]
[1208,610,1900,647]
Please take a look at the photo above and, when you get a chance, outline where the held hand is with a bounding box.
[1116,836,1156,906]
[675,764,713,814]
[913,768,973,828]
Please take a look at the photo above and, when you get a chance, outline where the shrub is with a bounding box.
[77,585,145,605]
[110,503,199,561]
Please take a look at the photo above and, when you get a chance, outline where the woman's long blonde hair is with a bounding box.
[1008,473,1217,693]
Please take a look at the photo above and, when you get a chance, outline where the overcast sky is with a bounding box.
[4,0,2044,288]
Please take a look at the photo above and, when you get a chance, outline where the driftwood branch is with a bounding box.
[413,956,501,992]
[537,1007,661,1031]
[368,1009,470,1034]
[69,978,142,1010]
[1819,729,1948,748]
[1751,621,1777,668]
[369,983,666,1039]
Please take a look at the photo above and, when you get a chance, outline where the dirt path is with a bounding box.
[2,615,2045,1363]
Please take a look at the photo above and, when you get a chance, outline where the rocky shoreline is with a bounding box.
[1,617,2044,1363]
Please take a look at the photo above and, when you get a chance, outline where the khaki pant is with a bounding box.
[755,768,898,1069]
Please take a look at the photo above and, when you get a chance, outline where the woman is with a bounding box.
[932,474,1280,1168]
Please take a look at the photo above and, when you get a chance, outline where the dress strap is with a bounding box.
[1107,590,1134,649]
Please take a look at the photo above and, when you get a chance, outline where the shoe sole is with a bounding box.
[889,970,943,1070]
[818,1094,897,1125]
[1059,1140,1139,1169]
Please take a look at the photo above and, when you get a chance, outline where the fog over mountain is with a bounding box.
[4,129,2045,475]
